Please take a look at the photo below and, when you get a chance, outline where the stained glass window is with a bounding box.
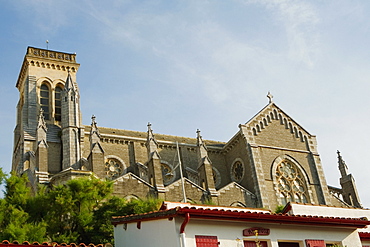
[105,159,123,179]
[55,86,62,121]
[231,161,244,182]
[276,160,309,204]
[40,84,50,120]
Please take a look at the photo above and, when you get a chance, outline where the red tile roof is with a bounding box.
[0,240,106,247]
[111,206,370,228]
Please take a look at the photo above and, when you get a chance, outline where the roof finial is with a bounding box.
[337,150,348,177]
[146,122,159,159]
[46,40,49,50]
[267,91,273,103]
[196,129,201,138]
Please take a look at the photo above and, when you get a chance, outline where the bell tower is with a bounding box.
[12,47,80,182]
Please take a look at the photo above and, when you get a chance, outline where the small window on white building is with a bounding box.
[278,242,300,247]
[195,235,219,247]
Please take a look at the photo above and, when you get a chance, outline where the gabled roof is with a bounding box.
[243,102,312,137]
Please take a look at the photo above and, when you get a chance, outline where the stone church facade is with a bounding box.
[12,47,362,210]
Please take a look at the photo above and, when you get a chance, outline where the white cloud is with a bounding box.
[10,0,74,34]
[242,0,320,67]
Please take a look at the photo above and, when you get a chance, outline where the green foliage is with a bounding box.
[44,176,114,244]
[202,198,216,205]
[274,205,285,214]
[0,173,47,243]
[0,172,163,245]
[0,167,7,186]
[90,197,162,244]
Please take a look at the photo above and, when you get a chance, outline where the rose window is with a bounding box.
[105,159,123,179]
[161,163,175,185]
[276,160,308,205]
[231,161,244,182]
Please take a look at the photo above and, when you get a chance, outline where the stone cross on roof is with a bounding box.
[267,91,273,103]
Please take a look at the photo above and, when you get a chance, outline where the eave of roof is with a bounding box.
[0,240,104,247]
[111,206,370,228]
[359,232,370,241]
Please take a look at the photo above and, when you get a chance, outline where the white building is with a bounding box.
[112,202,370,247]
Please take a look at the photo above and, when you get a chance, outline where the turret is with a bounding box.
[337,151,362,208]
[145,123,165,197]
[88,115,105,176]
[61,70,82,170]
[196,129,218,200]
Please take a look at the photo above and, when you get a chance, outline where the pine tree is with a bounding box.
[0,170,163,244]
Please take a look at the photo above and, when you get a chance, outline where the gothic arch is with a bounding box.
[230,201,247,207]
[36,77,53,88]
[271,155,313,205]
[52,79,65,88]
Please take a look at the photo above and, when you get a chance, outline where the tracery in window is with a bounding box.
[105,158,123,180]
[55,85,63,121]
[276,160,308,204]
[161,163,175,185]
[231,160,244,183]
[40,84,50,120]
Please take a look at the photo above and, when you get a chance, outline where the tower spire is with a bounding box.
[337,150,348,177]
[196,129,209,165]
[337,150,362,208]
[145,122,165,196]
[65,69,74,92]
[196,129,217,199]
[61,70,82,170]
[146,122,160,159]
[90,115,101,149]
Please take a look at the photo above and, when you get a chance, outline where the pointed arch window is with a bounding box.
[55,85,63,121]
[40,84,50,120]
[276,159,309,204]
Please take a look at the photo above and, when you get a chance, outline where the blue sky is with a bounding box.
[1,0,370,206]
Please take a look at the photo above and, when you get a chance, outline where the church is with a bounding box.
[12,46,362,211]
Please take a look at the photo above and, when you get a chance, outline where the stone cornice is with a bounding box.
[16,47,80,89]
[27,46,77,63]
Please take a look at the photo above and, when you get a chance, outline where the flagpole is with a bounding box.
[176,141,187,203]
